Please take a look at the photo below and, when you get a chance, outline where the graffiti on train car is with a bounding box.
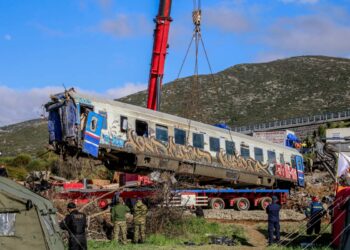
[275,164,297,180]
[124,130,213,163]
[122,130,296,179]
[216,151,270,175]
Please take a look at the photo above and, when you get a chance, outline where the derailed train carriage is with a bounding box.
[45,90,305,189]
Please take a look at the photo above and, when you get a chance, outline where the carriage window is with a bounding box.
[267,150,276,163]
[240,146,250,159]
[135,120,148,137]
[280,153,285,164]
[193,133,204,149]
[98,111,108,130]
[120,116,128,132]
[174,128,186,145]
[209,137,220,152]
[254,147,264,162]
[225,140,235,155]
[156,125,168,143]
[90,117,97,132]
[291,156,296,169]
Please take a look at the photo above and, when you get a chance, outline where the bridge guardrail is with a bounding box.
[232,109,350,134]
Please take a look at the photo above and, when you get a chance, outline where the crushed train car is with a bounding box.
[45,90,305,188]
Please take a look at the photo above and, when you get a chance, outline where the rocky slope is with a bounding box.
[2,55,350,156]
[120,56,350,127]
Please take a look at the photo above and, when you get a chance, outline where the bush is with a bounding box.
[27,159,47,171]
[6,166,28,180]
[11,154,32,167]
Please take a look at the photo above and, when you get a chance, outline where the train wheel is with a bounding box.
[234,197,250,211]
[259,197,272,210]
[209,198,225,210]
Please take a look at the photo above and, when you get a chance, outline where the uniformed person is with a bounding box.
[111,197,130,244]
[266,196,281,245]
[60,202,87,250]
[306,196,325,235]
[133,197,148,243]
[0,165,8,177]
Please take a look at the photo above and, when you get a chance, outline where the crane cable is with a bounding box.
[174,0,223,145]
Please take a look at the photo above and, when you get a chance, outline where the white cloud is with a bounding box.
[97,14,152,38]
[0,83,147,127]
[254,52,287,63]
[204,6,251,33]
[106,82,147,98]
[280,0,319,4]
[4,34,12,41]
[264,14,350,56]
[0,86,62,127]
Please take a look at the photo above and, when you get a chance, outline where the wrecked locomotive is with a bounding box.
[45,90,305,188]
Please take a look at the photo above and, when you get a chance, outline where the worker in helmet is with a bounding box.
[60,202,87,250]
[266,196,281,245]
[133,197,148,243]
[306,196,325,235]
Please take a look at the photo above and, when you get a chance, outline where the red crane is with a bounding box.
[124,0,173,186]
[146,0,172,111]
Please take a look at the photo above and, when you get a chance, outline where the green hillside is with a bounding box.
[120,56,350,126]
[2,55,350,156]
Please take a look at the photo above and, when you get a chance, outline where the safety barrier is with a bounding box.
[232,109,350,134]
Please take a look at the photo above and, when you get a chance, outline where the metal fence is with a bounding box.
[232,109,350,134]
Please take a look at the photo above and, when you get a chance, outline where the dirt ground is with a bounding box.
[173,221,331,250]
[89,220,332,250]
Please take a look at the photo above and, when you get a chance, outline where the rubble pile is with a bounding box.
[287,171,335,212]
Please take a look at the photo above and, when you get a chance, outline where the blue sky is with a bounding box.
[1,0,350,125]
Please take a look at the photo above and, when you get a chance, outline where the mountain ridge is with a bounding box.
[2,55,350,156]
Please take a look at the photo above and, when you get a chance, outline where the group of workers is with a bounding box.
[60,195,148,250]
[266,195,327,245]
[60,193,329,249]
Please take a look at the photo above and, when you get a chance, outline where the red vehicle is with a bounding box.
[119,188,289,211]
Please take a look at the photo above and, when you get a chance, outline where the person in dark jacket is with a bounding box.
[266,196,281,245]
[60,202,87,250]
[0,165,8,177]
[306,196,325,235]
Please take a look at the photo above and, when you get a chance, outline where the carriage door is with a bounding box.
[83,112,104,157]
[295,155,305,187]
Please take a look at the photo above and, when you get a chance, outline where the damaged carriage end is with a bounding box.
[45,89,81,156]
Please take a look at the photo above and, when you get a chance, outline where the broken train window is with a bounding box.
[156,125,168,143]
[0,213,16,236]
[135,120,148,137]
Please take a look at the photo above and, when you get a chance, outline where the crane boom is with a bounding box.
[147,0,172,111]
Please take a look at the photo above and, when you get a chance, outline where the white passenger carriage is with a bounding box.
[46,90,305,188]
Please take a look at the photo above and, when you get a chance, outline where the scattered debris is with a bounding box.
[204,209,305,221]
[208,235,238,246]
